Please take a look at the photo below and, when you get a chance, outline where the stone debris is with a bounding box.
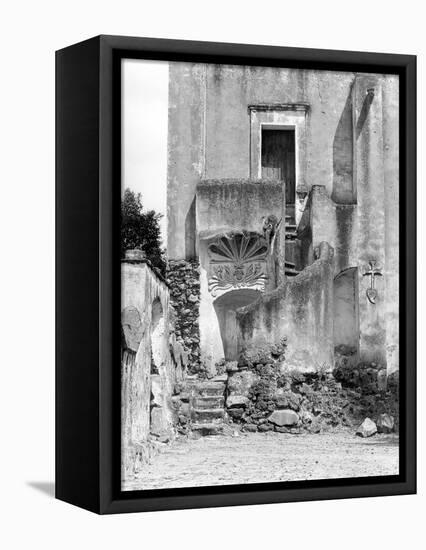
[376,413,395,434]
[356,417,377,438]
[268,409,299,427]
[226,395,249,408]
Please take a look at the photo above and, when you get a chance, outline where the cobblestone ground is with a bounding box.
[123,430,399,491]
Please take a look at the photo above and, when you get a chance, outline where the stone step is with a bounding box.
[191,408,225,423]
[194,383,226,397]
[285,260,296,268]
[191,423,224,436]
[193,396,225,409]
[285,267,300,277]
[285,231,297,240]
[285,223,297,232]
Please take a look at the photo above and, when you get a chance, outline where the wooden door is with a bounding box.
[261,129,295,220]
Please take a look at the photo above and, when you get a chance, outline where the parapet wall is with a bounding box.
[237,242,335,372]
[121,257,186,482]
[196,179,284,239]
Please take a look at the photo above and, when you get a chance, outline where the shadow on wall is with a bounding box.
[355,88,375,139]
[150,297,164,375]
[185,197,196,260]
[214,289,261,361]
[333,267,359,366]
[332,86,355,204]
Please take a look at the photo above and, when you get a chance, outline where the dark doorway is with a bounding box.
[261,129,296,221]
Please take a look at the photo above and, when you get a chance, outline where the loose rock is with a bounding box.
[376,413,394,434]
[268,409,299,427]
[356,417,377,438]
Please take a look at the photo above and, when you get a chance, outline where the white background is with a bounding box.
[0,1,423,548]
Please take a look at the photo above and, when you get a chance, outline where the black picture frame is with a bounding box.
[56,35,416,514]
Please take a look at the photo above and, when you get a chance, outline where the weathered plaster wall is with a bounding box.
[382,76,400,374]
[297,73,399,372]
[168,64,355,258]
[167,63,206,260]
[196,179,284,239]
[121,259,180,480]
[196,179,286,369]
[237,242,335,372]
[167,64,399,375]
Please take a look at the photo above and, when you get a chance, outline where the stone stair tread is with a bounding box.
[211,374,228,382]
[191,423,224,435]
[193,407,224,414]
[194,383,226,394]
[194,380,226,387]
[285,260,296,268]
[193,396,224,408]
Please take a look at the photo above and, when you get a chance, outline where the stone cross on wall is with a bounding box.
[363,260,383,304]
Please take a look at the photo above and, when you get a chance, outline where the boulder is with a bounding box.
[227,394,249,408]
[242,423,258,432]
[275,391,301,411]
[299,409,313,424]
[258,423,274,432]
[268,409,299,427]
[376,413,394,433]
[275,426,290,433]
[228,408,244,420]
[356,417,377,438]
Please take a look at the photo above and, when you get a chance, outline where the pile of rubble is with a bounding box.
[223,341,398,435]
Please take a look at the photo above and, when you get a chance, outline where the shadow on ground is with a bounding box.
[27,481,55,498]
[361,435,400,447]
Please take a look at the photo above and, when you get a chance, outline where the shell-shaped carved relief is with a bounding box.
[208,232,268,265]
[207,232,268,296]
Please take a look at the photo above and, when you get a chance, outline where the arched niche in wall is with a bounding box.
[333,268,359,361]
[213,289,261,361]
[150,297,164,375]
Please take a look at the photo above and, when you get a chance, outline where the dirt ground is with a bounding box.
[123,430,399,491]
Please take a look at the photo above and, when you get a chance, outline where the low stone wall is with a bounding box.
[167,260,201,373]
[224,343,399,434]
[121,256,184,482]
[237,241,335,372]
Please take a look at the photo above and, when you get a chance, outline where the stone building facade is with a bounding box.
[167,63,399,377]
[121,64,400,477]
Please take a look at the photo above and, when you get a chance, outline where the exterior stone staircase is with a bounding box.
[285,260,300,277]
[189,376,227,436]
[285,220,297,241]
[285,214,301,277]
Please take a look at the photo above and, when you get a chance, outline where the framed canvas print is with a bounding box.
[56,35,416,514]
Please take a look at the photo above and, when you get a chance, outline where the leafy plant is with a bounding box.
[121,188,166,275]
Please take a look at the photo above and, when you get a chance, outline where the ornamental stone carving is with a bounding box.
[207,232,269,296]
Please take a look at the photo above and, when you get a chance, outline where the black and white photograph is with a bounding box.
[3,0,422,544]
[120,59,401,491]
